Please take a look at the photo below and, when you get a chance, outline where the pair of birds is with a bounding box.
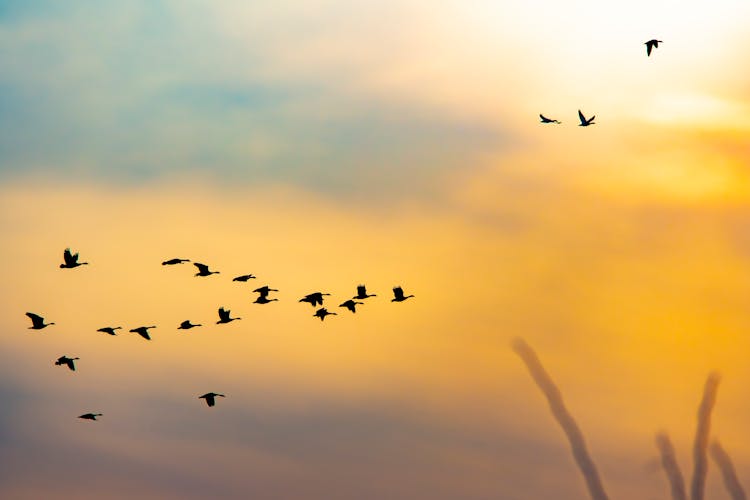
[178,307,240,330]
[539,110,595,126]
[79,392,226,422]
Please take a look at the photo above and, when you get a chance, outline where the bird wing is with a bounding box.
[578,110,586,124]
[218,308,229,321]
[63,248,75,265]
[589,115,595,123]
[540,114,550,122]
[138,330,151,340]
[393,287,404,300]
[26,312,43,323]
[357,285,366,297]
[646,43,653,56]
[194,262,208,273]
[205,395,215,406]
[66,359,76,371]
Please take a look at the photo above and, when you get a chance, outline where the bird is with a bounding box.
[129,325,156,340]
[339,299,363,313]
[78,413,102,421]
[391,286,414,302]
[199,392,225,407]
[216,307,240,324]
[313,308,337,321]
[59,248,88,269]
[193,262,219,276]
[353,285,376,300]
[26,312,54,330]
[55,356,79,371]
[645,39,662,56]
[299,292,330,307]
[177,320,201,330]
[539,114,561,124]
[577,110,595,127]
[254,295,278,304]
[162,258,190,265]
[233,274,256,282]
[97,326,121,336]
[253,285,278,297]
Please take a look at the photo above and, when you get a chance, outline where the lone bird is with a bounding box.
[26,312,54,330]
[299,292,330,307]
[199,392,225,407]
[391,286,414,302]
[97,326,121,336]
[539,114,561,124]
[217,307,240,324]
[339,299,363,313]
[55,356,79,371]
[254,295,278,304]
[162,258,190,265]
[178,320,201,330]
[313,308,337,321]
[129,325,156,340]
[233,274,256,282]
[577,110,595,127]
[60,248,89,269]
[194,262,219,277]
[353,285,376,300]
[78,413,102,421]
[645,39,662,56]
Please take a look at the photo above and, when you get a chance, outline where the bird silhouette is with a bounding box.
[97,326,121,336]
[254,295,278,304]
[233,274,256,282]
[162,258,190,265]
[78,413,102,421]
[193,262,219,277]
[60,248,88,269]
[199,392,225,407]
[313,308,337,321]
[26,312,54,330]
[353,285,376,300]
[540,114,561,124]
[645,39,662,56]
[299,292,330,307]
[578,110,595,126]
[391,286,414,302]
[55,356,79,371]
[177,320,201,330]
[339,299,363,313]
[217,307,240,324]
[129,325,156,340]
[253,285,278,297]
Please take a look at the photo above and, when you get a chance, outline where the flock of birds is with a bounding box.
[539,38,662,126]
[25,248,415,420]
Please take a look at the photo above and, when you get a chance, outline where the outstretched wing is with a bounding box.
[66,359,76,371]
[193,262,209,273]
[63,248,77,265]
[218,308,229,321]
[393,287,404,300]
[357,285,366,296]
[578,110,586,125]
[646,41,653,56]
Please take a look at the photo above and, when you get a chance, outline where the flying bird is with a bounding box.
[391,286,414,302]
[129,325,156,340]
[254,295,278,304]
[353,285,376,300]
[253,285,278,297]
[97,326,121,336]
[55,356,79,371]
[60,248,88,269]
[645,39,663,56]
[78,413,102,421]
[177,320,201,330]
[216,307,240,324]
[193,262,219,277]
[233,274,256,282]
[199,392,225,407]
[577,110,595,127]
[539,114,561,124]
[26,312,54,330]
[339,299,363,313]
[313,308,337,321]
[162,258,190,265]
[299,292,330,307]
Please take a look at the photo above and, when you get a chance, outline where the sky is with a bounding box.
[1,1,750,498]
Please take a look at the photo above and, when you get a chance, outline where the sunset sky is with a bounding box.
[2,1,750,498]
